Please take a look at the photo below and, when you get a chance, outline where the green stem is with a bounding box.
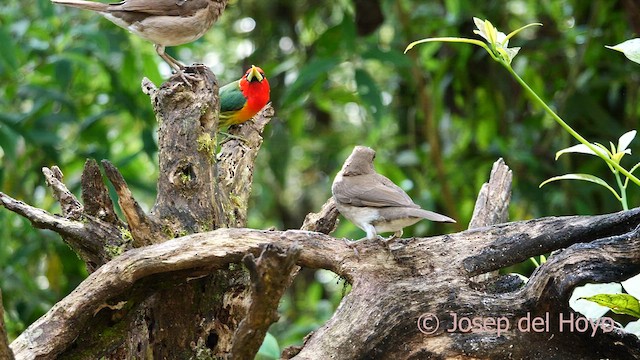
[614,171,629,210]
[530,256,540,268]
[502,62,640,187]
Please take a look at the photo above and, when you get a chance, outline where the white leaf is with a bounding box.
[473,18,487,40]
[618,130,637,153]
[625,320,640,336]
[606,39,640,65]
[622,273,640,300]
[570,283,622,319]
[540,174,608,188]
[504,47,520,63]
[555,144,598,160]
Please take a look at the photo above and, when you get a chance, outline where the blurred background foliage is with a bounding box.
[1,0,640,352]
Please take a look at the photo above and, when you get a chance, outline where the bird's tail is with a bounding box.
[51,0,109,12]
[410,208,456,223]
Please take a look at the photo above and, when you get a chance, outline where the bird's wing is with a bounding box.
[219,80,246,113]
[334,174,417,208]
[112,0,210,16]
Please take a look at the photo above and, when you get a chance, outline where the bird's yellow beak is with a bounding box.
[246,65,264,82]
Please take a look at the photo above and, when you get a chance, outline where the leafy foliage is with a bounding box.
[1,0,640,351]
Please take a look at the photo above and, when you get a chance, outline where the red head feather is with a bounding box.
[236,65,270,122]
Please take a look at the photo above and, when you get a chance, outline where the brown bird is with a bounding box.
[51,0,228,80]
[332,146,455,241]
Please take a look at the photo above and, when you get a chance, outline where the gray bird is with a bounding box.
[51,0,228,82]
[332,146,455,241]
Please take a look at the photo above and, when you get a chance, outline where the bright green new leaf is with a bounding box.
[580,293,640,319]
[539,174,620,200]
[606,39,640,65]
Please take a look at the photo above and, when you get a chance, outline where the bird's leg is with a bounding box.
[343,238,360,258]
[363,223,378,241]
[362,224,391,250]
[155,44,198,86]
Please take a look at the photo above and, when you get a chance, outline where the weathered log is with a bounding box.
[8,209,640,359]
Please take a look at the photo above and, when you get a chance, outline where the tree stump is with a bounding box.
[1,68,639,359]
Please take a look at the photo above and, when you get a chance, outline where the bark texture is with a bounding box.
[6,213,640,359]
[2,69,640,360]
[0,290,14,360]
[3,67,275,359]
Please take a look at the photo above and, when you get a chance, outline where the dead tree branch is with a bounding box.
[0,191,121,270]
[231,243,302,359]
[301,197,339,234]
[42,166,83,220]
[0,290,14,360]
[102,159,162,247]
[469,158,512,229]
[216,104,275,227]
[81,159,123,227]
[468,158,512,283]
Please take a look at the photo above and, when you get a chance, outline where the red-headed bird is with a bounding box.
[219,65,270,128]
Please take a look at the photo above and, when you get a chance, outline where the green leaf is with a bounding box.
[606,39,640,65]
[355,68,384,122]
[539,174,620,200]
[0,27,20,73]
[256,332,280,359]
[504,22,543,43]
[580,293,640,319]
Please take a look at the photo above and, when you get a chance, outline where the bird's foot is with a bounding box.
[384,230,403,243]
[157,44,198,87]
[343,238,360,258]
[172,68,199,87]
